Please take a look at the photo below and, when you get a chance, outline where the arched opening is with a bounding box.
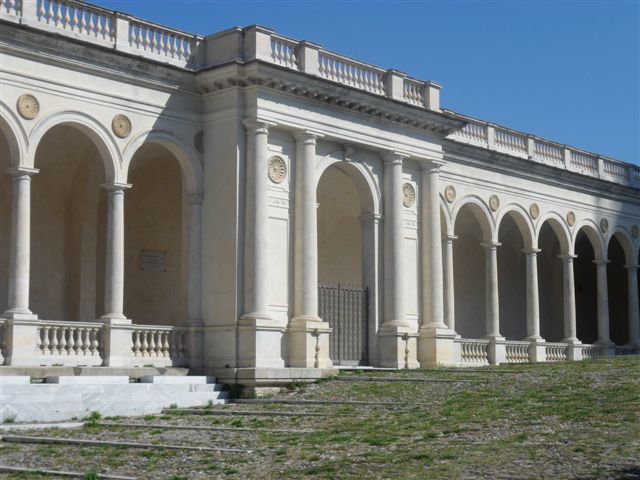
[124,143,189,326]
[607,235,629,345]
[453,203,490,339]
[317,162,375,365]
[538,221,565,341]
[31,125,107,321]
[0,127,14,314]
[497,213,527,340]
[574,229,599,343]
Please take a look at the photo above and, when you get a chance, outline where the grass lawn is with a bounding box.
[1,356,638,479]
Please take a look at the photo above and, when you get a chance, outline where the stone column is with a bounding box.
[624,264,640,347]
[442,235,457,332]
[418,162,457,367]
[378,152,415,368]
[558,254,582,359]
[289,131,331,368]
[186,195,204,367]
[238,120,284,368]
[523,248,545,362]
[3,167,38,320]
[482,241,505,364]
[594,259,612,350]
[101,183,130,322]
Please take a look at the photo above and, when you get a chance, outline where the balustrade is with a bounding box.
[580,344,602,360]
[505,341,530,364]
[403,79,425,106]
[534,141,563,167]
[570,150,598,174]
[1,0,20,16]
[544,343,567,362]
[602,159,629,183]
[457,339,490,365]
[128,19,197,67]
[131,326,187,361]
[270,35,299,69]
[494,129,527,155]
[318,51,386,95]
[36,321,103,365]
[36,0,114,41]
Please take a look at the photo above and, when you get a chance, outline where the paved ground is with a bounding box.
[1,356,639,479]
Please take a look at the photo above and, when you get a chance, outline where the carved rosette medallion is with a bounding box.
[489,194,500,212]
[632,225,639,239]
[444,185,456,203]
[194,131,204,153]
[16,94,39,120]
[112,114,132,138]
[267,155,287,183]
[567,211,576,227]
[600,218,609,233]
[403,183,416,208]
[529,203,540,220]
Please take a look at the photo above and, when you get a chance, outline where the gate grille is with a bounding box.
[318,283,368,366]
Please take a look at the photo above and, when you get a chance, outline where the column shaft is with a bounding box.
[242,121,272,320]
[594,259,611,344]
[382,154,407,326]
[4,167,38,319]
[442,235,456,332]
[625,265,640,345]
[420,164,445,329]
[483,242,501,338]
[523,249,541,339]
[187,197,203,324]
[559,254,578,341]
[102,184,129,321]
[293,133,320,321]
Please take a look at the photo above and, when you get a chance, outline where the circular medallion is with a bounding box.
[489,194,500,212]
[567,211,576,227]
[402,183,416,208]
[267,155,287,183]
[16,94,39,120]
[194,131,203,154]
[444,185,456,203]
[529,203,540,220]
[111,114,131,138]
[600,218,609,233]
[632,225,639,239]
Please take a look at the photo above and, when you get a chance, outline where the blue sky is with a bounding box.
[99,0,639,164]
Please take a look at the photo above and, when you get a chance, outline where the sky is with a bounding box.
[97,0,640,165]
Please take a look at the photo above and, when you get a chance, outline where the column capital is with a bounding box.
[558,253,578,261]
[101,182,131,193]
[293,130,324,144]
[7,166,39,177]
[481,241,501,250]
[522,248,541,255]
[382,151,409,165]
[188,194,204,206]
[243,118,276,134]
[593,258,611,266]
[360,213,383,225]
[419,159,446,173]
[442,234,458,243]
[623,264,640,271]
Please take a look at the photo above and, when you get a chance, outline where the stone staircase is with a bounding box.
[0,375,228,423]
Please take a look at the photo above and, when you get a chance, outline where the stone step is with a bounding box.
[45,376,130,384]
[0,376,30,385]
[139,375,216,384]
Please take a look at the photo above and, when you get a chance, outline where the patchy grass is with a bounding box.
[1,356,639,479]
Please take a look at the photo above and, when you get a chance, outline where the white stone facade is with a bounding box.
[0,1,638,384]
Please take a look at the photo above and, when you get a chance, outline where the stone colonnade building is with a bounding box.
[0,1,639,386]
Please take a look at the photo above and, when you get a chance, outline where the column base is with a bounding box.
[237,313,285,368]
[102,319,134,367]
[485,335,506,365]
[564,339,583,361]
[418,324,459,367]
[377,324,418,369]
[100,314,132,325]
[525,336,546,363]
[2,309,38,321]
[288,317,332,368]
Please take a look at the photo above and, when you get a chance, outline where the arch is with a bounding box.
[28,110,122,183]
[535,211,571,255]
[0,100,28,167]
[439,195,453,236]
[123,130,203,197]
[495,204,535,249]
[607,226,637,266]
[316,151,380,216]
[572,219,605,260]
[451,195,495,242]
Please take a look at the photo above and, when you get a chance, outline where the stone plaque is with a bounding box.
[632,225,639,239]
[17,94,39,120]
[567,211,576,226]
[444,185,456,203]
[403,183,416,207]
[529,203,540,220]
[140,249,167,272]
[489,194,500,212]
[112,114,132,138]
[600,218,609,233]
[267,155,287,183]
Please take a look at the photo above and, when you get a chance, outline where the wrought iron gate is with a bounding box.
[318,284,368,366]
